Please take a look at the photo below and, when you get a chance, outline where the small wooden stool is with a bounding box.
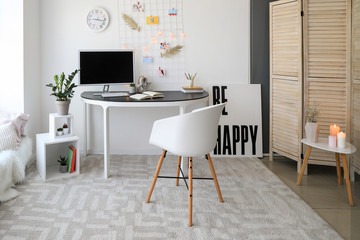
[297,138,357,206]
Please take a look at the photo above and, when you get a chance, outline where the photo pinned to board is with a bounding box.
[143,46,152,63]
[160,42,170,50]
[157,67,166,76]
[132,1,145,12]
[168,8,178,16]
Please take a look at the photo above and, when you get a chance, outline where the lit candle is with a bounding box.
[337,131,346,148]
[330,124,340,137]
[328,136,337,148]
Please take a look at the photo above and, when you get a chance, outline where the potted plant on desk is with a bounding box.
[305,106,320,143]
[58,156,68,173]
[129,83,137,94]
[46,69,79,115]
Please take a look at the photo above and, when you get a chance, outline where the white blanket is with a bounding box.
[0,137,32,202]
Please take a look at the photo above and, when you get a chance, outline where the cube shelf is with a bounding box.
[49,113,74,139]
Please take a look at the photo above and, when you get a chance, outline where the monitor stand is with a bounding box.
[93,85,110,96]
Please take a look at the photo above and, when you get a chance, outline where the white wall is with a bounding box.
[0,0,24,113]
[40,0,250,154]
[24,0,41,153]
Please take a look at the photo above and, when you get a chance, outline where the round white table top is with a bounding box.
[301,138,357,154]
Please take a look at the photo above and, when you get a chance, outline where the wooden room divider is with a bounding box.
[270,0,352,173]
[352,0,360,178]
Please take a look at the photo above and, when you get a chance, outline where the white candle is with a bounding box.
[337,131,346,148]
[328,135,337,148]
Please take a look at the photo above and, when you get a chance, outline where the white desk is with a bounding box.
[297,138,357,206]
[81,91,209,179]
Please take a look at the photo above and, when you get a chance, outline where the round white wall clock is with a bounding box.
[86,8,109,32]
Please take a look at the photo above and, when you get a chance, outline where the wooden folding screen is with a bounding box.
[303,0,351,166]
[352,0,360,176]
[269,0,303,171]
[270,0,352,172]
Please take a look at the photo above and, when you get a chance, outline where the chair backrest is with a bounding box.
[149,103,226,157]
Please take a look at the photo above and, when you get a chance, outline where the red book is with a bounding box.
[69,145,76,173]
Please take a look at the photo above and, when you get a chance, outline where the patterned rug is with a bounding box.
[0,155,341,239]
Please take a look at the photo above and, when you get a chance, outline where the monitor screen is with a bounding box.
[79,50,134,85]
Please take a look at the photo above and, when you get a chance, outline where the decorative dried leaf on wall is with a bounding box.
[161,45,183,58]
[122,14,140,31]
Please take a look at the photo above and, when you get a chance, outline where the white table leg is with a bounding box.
[83,102,88,156]
[103,106,110,179]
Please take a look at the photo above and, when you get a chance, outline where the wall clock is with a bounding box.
[86,8,109,32]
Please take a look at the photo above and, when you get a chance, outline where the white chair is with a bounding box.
[145,103,226,227]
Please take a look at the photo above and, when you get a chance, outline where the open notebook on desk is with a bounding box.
[130,91,164,100]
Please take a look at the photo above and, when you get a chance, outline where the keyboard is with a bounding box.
[101,92,129,97]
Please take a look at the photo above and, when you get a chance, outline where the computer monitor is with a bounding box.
[79,49,135,91]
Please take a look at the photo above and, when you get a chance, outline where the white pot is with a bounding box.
[63,128,69,135]
[57,131,63,136]
[305,122,319,143]
[129,86,136,94]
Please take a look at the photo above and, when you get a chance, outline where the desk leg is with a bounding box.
[83,102,88,156]
[335,153,342,185]
[297,146,312,186]
[341,154,354,206]
[103,106,110,179]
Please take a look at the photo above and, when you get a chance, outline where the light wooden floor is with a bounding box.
[261,157,360,240]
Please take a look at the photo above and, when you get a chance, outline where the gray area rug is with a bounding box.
[0,155,342,239]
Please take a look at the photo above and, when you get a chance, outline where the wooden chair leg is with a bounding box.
[296,146,312,186]
[207,154,224,203]
[188,157,193,227]
[176,156,181,186]
[335,153,342,185]
[341,154,354,206]
[146,150,166,203]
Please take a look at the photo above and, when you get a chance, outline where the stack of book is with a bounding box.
[67,145,77,173]
[181,87,204,93]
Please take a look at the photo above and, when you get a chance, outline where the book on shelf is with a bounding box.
[181,86,204,93]
[67,147,74,173]
[69,145,76,173]
[130,91,164,100]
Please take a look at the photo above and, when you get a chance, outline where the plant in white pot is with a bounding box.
[305,106,320,142]
[58,155,68,173]
[46,69,79,115]
[129,83,137,94]
[57,127,63,136]
[62,123,69,135]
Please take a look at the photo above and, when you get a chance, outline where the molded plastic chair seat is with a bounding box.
[145,103,226,227]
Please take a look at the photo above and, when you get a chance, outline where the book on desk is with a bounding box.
[130,91,164,100]
[181,87,204,93]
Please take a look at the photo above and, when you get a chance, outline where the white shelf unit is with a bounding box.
[36,133,80,181]
[49,113,74,139]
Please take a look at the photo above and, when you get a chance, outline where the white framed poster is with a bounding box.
[209,84,263,157]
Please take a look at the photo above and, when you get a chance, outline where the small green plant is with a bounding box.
[306,106,319,123]
[130,83,136,87]
[57,128,63,132]
[46,69,80,101]
[63,123,68,129]
[57,156,68,166]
